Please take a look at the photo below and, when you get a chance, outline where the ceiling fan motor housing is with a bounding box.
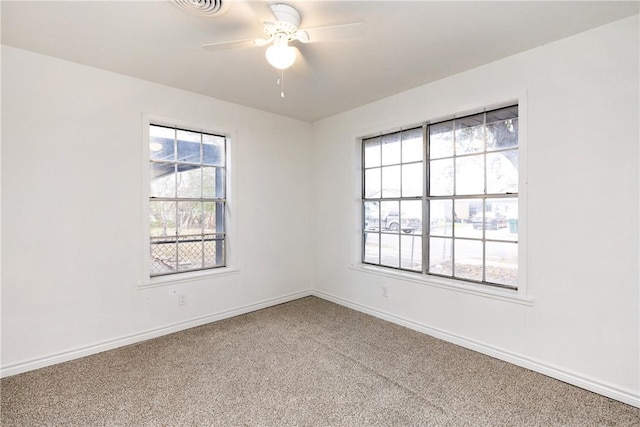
[269,4,301,36]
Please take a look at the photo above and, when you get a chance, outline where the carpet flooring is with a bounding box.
[1,296,639,426]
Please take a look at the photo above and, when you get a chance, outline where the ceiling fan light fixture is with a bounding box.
[265,38,296,70]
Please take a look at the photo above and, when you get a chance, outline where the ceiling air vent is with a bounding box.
[173,0,230,17]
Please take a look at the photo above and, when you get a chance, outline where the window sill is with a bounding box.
[349,264,533,306]
[139,267,240,289]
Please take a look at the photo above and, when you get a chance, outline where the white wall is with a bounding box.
[1,46,313,372]
[311,15,639,406]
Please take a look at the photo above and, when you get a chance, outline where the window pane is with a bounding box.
[203,167,225,199]
[177,130,201,163]
[486,105,518,124]
[429,237,452,276]
[364,201,380,231]
[402,128,423,163]
[381,132,401,165]
[455,114,484,154]
[454,239,483,281]
[429,199,453,237]
[204,236,224,267]
[429,158,454,196]
[176,166,202,198]
[150,201,176,237]
[486,107,518,151]
[218,166,227,194]
[150,238,177,275]
[202,167,215,198]
[485,198,517,241]
[203,202,224,234]
[380,233,400,268]
[400,200,422,234]
[429,121,453,159]
[471,200,509,234]
[177,236,203,271]
[203,134,225,166]
[456,155,484,195]
[364,168,381,198]
[177,201,202,236]
[401,234,422,271]
[381,201,399,233]
[402,162,423,197]
[364,137,381,168]
[487,151,518,194]
[150,163,176,198]
[150,125,175,161]
[485,241,518,287]
[381,165,401,198]
[454,199,483,238]
[363,232,380,264]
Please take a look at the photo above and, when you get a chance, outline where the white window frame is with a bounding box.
[140,114,238,288]
[351,98,530,305]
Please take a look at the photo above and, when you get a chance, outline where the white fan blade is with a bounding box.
[202,38,262,51]
[303,22,367,43]
[245,0,277,22]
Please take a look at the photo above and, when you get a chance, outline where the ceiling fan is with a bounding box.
[201,1,366,72]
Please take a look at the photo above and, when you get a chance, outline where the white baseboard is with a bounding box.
[3,289,638,409]
[0,289,313,379]
[311,290,640,409]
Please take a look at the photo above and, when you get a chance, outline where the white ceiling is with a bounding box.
[2,1,638,122]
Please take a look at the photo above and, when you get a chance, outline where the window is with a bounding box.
[362,105,519,289]
[149,124,227,276]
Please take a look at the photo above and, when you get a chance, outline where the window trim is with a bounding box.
[140,114,238,288]
[352,96,529,303]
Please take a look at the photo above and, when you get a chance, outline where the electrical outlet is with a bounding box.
[382,286,389,298]
[178,293,187,306]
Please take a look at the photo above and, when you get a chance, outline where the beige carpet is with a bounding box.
[1,296,638,426]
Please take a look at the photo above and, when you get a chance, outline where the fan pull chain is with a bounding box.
[275,70,286,98]
[280,70,285,98]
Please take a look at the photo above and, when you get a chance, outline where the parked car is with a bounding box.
[385,212,422,233]
[472,212,507,230]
